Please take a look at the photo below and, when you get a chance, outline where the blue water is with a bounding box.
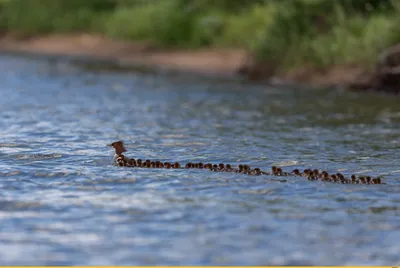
[0,55,399,265]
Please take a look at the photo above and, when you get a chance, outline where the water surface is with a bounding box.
[0,55,399,265]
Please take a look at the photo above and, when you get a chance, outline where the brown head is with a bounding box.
[108,141,127,155]
[128,159,136,167]
[293,169,300,175]
[272,166,277,173]
[219,163,225,170]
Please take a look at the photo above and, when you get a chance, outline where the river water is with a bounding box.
[0,55,399,265]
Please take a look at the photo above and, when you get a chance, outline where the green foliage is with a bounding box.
[255,0,399,71]
[215,4,274,49]
[0,0,398,70]
[106,0,204,47]
[0,0,115,34]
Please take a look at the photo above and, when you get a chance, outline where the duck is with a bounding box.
[253,168,262,176]
[185,163,192,169]
[108,141,128,166]
[224,164,232,172]
[292,169,300,176]
[218,163,225,171]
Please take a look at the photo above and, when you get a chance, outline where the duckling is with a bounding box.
[185,163,192,169]
[115,155,126,166]
[127,158,136,167]
[292,169,300,176]
[236,164,244,173]
[321,171,330,181]
[366,176,372,184]
[359,176,366,184]
[243,165,251,174]
[218,163,225,171]
[165,162,172,169]
[137,159,143,166]
[271,166,278,175]
[225,164,232,172]
[198,162,204,169]
[151,161,156,168]
[212,164,218,171]
[173,162,181,169]
[277,167,289,176]
[301,169,310,177]
[373,177,382,184]
[351,175,358,184]
[254,168,262,176]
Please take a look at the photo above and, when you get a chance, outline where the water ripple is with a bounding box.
[0,55,399,265]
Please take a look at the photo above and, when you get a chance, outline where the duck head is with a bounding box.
[108,141,127,155]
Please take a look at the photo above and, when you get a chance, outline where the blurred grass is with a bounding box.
[0,0,399,71]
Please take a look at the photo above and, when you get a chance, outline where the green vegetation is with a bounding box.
[0,0,399,72]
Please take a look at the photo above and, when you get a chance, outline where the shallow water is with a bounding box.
[0,55,399,265]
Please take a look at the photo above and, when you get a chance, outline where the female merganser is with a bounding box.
[108,141,128,166]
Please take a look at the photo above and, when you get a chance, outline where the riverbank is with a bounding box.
[0,33,369,88]
[1,0,399,91]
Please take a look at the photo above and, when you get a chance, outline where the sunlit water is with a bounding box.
[0,55,399,265]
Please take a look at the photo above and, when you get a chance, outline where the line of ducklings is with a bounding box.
[115,157,383,185]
